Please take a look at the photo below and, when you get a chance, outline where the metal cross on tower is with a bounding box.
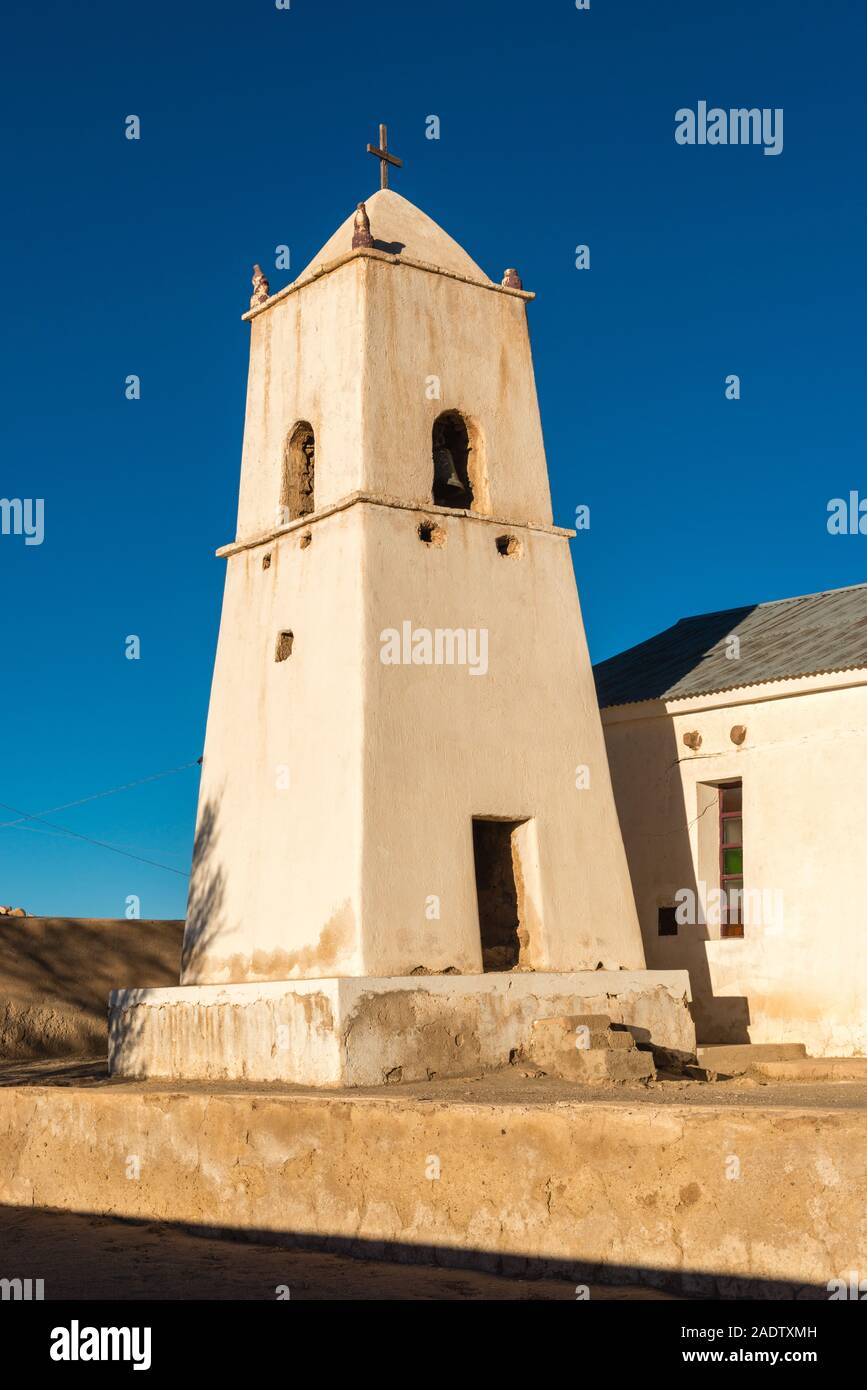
[366,123,403,190]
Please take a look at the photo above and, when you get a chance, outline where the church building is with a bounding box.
[595,583,867,1057]
[109,139,694,1086]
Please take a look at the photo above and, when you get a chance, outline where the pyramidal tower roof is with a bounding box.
[298,188,492,285]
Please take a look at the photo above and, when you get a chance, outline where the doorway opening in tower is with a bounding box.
[473,818,529,972]
[432,410,474,508]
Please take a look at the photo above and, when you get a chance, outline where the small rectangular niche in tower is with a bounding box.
[275,630,294,662]
[472,818,527,972]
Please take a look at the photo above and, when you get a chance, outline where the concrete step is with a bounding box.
[527,1016,656,1083]
[532,1014,634,1051]
[750,1058,867,1082]
[533,1045,655,1085]
[564,1014,619,1047]
[697,1043,807,1074]
[594,1050,656,1084]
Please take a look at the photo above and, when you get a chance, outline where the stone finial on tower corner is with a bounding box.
[352,201,374,250]
[250,264,270,308]
[502,268,523,290]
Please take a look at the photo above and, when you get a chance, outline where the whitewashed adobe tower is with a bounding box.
[109,134,693,1086]
[183,172,643,982]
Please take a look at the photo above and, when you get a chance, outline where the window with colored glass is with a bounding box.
[719,781,744,938]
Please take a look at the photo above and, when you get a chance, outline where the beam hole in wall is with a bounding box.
[299,531,312,550]
[281,421,315,521]
[262,553,272,570]
[495,534,521,558]
[275,631,294,662]
[473,818,530,972]
[417,518,446,547]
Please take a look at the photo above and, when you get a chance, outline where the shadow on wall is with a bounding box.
[372,237,406,256]
[106,796,228,1072]
[179,796,227,985]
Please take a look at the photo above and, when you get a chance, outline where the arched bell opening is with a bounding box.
[281,421,316,521]
[432,411,484,510]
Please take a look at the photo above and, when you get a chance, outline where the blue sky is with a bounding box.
[1,0,864,918]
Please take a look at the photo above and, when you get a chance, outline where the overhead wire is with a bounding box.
[0,757,203,877]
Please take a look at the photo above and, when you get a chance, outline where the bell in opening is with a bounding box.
[432,411,474,509]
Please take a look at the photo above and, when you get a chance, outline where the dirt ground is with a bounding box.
[0,919,182,1058]
[4,1055,867,1112]
[0,1204,679,1301]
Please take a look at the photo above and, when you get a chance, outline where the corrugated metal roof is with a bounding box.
[593,583,867,708]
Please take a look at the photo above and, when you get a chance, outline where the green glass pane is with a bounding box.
[723,848,743,875]
[722,818,742,845]
[721,785,742,812]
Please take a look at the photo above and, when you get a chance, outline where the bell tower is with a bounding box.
[109,152,694,1086]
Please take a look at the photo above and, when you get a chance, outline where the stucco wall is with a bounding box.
[361,503,642,975]
[183,497,645,984]
[183,220,644,985]
[361,258,553,526]
[237,259,367,539]
[601,674,867,1055]
[2,1080,864,1296]
[181,511,366,985]
[237,252,553,542]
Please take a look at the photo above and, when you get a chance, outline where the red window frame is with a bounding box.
[719,781,744,938]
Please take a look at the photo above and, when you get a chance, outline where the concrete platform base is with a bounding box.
[109,970,694,1087]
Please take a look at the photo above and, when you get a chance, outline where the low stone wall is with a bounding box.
[0,919,183,1058]
[1,1080,864,1296]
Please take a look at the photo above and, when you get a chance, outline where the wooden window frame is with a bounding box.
[719,781,744,938]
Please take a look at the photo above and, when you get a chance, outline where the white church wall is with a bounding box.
[236,259,368,540]
[110,186,698,1083]
[360,258,554,526]
[181,509,367,985]
[359,501,645,977]
[177,187,650,991]
[601,673,867,1056]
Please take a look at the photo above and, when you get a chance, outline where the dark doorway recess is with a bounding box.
[473,818,523,972]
